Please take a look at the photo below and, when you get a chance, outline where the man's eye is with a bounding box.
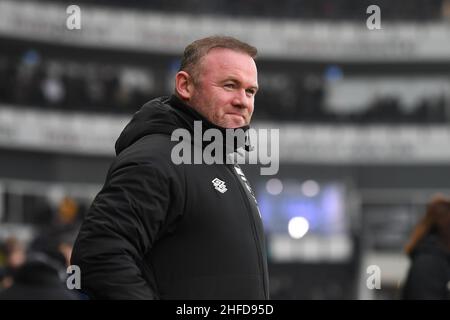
[224,83,235,89]
[246,89,256,96]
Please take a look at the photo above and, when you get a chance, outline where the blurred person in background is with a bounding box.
[402,194,450,299]
[71,36,269,299]
[55,197,81,267]
[0,229,79,300]
[0,237,26,290]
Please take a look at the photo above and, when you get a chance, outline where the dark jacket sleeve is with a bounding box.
[402,253,448,299]
[71,155,179,299]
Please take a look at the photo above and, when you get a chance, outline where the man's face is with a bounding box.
[188,48,258,129]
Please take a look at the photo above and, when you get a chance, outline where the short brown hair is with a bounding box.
[179,36,257,83]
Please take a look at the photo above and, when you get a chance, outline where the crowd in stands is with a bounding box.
[0,195,84,299]
[0,50,163,114]
[0,49,449,124]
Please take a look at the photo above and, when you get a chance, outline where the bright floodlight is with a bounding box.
[288,217,309,239]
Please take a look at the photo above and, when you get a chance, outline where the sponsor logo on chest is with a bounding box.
[211,177,227,193]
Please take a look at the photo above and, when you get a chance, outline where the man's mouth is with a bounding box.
[226,113,245,120]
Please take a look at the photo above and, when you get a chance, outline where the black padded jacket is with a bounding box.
[71,95,269,300]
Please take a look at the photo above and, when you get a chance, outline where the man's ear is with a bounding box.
[175,71,194,100]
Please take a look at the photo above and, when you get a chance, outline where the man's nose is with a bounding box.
[231,90,250,109]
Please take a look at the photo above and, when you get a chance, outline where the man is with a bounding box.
[71,36,269,299]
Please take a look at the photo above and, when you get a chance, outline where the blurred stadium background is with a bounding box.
[1,0,450,299]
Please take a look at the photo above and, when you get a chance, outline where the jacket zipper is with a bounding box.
[226,164,268,299]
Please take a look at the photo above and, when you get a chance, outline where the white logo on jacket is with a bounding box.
[212,178,227,193]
